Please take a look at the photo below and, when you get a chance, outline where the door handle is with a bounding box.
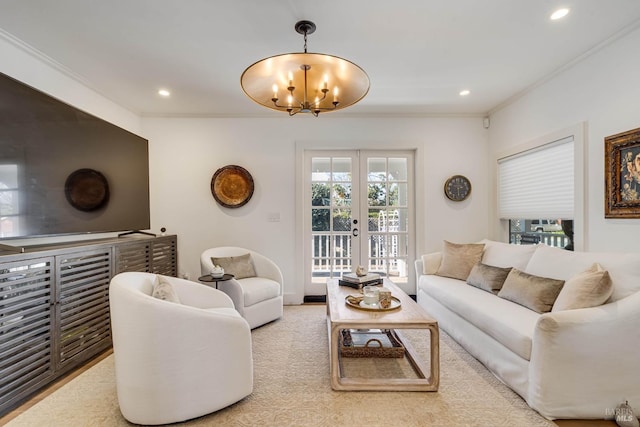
[352,228,359,237]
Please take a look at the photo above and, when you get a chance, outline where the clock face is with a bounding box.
[444,175,471,201]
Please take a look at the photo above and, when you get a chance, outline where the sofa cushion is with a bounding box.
[419,275,538,360]
[552,263,612,312]
[480,239,538,269]
[524,244,640,302]
[238,277,280,306]
[466,262,512,293]
[152,275,181,303]
[435,241,485,281]
[211,253,257,279]
[498,268,564,313]
[422,252,442,274]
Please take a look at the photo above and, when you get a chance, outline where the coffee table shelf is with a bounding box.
[326,278,440,391]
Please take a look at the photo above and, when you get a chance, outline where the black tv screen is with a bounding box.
[0,72,150,240]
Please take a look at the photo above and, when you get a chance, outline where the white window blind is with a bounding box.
[498,136,574,219]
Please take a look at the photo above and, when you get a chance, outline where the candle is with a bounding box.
[287,94,292,107]
[323,74,328,90]
[288,72,293,87]
[333,87,339,102]
[272,84,278,99]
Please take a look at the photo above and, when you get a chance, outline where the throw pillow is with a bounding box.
[152,275,181,303]
[211,253,256,279]
[552,263,613,312]
[422,252,442,275]
[497,268,564,313]
[435,241,485,281]
[466,262,512,293]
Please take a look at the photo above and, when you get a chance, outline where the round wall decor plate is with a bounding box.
[64,168,110,211]
[211,165,254,208]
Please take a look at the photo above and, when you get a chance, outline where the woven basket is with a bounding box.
[340,329,405,358]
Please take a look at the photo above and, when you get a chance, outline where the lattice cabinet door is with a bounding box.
[114,240,151,273]
[0,257,54,414]
[151,236,177,276]
[55,248,112,371]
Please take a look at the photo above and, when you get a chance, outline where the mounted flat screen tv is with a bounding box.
[0,72,150,240]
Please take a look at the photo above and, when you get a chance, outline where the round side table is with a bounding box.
[198,273,234,289]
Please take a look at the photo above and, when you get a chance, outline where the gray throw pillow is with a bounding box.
[497,268,564,313]
[211,253,256,279]
[466,262,512,293]
[435,241,485,281]
[152,275,181,304]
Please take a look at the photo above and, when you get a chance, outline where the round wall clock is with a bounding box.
[444,175,471,201]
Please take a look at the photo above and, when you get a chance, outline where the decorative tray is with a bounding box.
[345,295,401,311]
[211,165,254,208]
[340,329,405,358]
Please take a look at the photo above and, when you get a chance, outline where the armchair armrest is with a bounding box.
[415,252,442,277]
[528,291,640,418]
[168,277,235,309]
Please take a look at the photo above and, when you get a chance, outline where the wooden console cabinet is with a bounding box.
[0,234,177,415]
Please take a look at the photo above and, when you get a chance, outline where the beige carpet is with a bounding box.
[6,305,554,427]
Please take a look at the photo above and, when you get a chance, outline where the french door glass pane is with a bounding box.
[367,158,386,181]
[332,158,352,181]
[388,158,407,180]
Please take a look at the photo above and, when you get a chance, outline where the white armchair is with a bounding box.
[200,246,283,329]
[109,272,253,425]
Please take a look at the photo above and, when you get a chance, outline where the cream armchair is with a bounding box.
[200,246,283,329]
[109,272,253,425]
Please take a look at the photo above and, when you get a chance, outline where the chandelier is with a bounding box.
[240,20,369,116]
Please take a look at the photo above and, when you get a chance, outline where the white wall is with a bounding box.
[141,117,489,303]
[488,26,640,252]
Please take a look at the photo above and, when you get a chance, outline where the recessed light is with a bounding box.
[158,89,171,97]
[550,8,569,20]
[459,90,470,96]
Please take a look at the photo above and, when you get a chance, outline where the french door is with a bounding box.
[304,150,414,295]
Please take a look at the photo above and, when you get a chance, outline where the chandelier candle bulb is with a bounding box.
[333,87,339,103]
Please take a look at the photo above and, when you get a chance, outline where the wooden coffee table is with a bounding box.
[326,278,439,391]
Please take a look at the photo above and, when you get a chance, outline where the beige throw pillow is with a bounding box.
[152,275,181,303]
[466,262,512,293]
[552,263,613,312]
[422,252,442,275]
[498,268,564,313]
[435,241,485,281]
[211,253,256,279]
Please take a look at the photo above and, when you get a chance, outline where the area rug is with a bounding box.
[6,305,554,427]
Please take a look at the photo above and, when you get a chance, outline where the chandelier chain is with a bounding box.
[303,31,308,53]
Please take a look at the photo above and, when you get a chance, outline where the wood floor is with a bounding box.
[0,349,113,425]
[0,349,619,426]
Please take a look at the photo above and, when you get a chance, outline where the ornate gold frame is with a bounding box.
[605,127,640,218]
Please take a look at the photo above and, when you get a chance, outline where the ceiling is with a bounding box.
[2,0,640,118]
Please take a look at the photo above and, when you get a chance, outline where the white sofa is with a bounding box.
[109,272,253,425]
[415,240,640,420]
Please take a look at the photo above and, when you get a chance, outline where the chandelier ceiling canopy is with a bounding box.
[241,20,370,116]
